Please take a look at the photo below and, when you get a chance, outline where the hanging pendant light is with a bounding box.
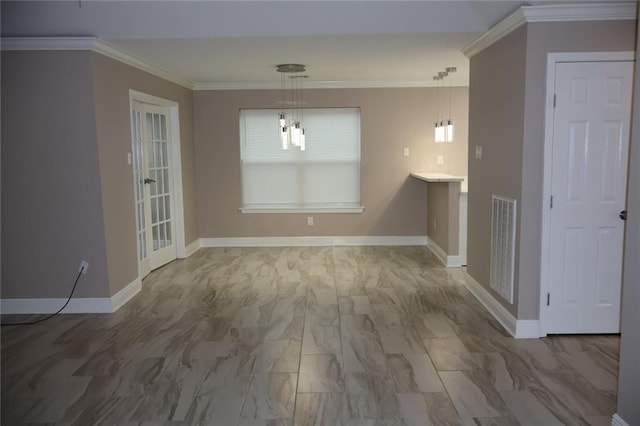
[277,64,307,151]
[445,67,456,143]
[433,67,456,143]
[433,75,441,143]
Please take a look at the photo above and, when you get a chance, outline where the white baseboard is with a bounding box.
[514,320,542,339]
[462,272,542,339]
[110,278,142,312]
[426,238,463,267]
[1,298,113,314]
[612,414,630,426]
[1,278,142,314]
[199,236,427,247]
[183,239,201,257]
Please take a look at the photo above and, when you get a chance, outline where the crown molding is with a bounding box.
[1,36,97,51]
[193,80,468,91]
[522,2,637,23]
[1,37,194,89]
[93,40,193,89]
[462,2,637,58]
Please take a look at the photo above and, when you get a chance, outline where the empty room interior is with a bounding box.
[1,1,639,425]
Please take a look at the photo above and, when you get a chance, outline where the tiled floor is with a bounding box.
[1,246,619,425]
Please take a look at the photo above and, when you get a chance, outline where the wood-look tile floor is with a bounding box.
[1,247,620,425]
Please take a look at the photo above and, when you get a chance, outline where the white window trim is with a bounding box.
[239,206,364,214]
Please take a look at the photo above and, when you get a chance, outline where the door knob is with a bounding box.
[619,210,627,221]
[143,178,156,184]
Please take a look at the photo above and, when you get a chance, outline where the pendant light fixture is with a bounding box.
[445,67,456,143]
[277,64,307,151]
[433,75,441,143]
[433,66,456,143]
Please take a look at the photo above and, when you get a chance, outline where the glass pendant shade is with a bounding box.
[281,127,289,150]
[300,128,306,151]
[446,120,454,143]
[291,122,302,147]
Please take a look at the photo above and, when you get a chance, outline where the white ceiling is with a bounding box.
[1,1,545,87]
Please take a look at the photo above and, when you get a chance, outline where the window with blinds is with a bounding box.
[239,108,362,212]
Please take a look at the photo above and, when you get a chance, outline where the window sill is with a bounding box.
[239,206,364,214]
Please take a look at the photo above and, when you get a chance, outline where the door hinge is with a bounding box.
[553,94,557,108]
[550,195,554,209]
[547,293,550,306]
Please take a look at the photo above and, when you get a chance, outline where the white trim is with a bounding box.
[1,37,193,89]
[462,8,526,58]
[110,278,142,312]
[199,236,427,248]
[183,239,201,258]
[1,36,96,51]
[0,278,141,314]
[515,320,542,339]
[522,3,636,23]
[193,80,469,91]
[239,207,364,214]
[612,414,631,426]
[1,298,113,314]
[426,238,463,268]
[462,3,637,58]
[93,40,192,89]
[539,51,635,336]
[169,104,187,258]
[463,272,542,339]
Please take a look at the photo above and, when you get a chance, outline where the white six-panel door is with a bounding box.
[131,101,177,278]
[546,60,633,334]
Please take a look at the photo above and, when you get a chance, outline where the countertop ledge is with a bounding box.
[410,172,465,182]
[410,172,468,193]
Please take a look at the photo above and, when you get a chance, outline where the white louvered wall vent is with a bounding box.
[490,195,517,304]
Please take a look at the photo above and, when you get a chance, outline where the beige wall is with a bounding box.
[92,53,198,296]
[195,87,468,238]
[468,26,527,317]
[1,50,198,300]
[426,182,460,255]
[616,18,640,426]
[1,51,110,298]
[516,20,637,319]
[468,20,636,319]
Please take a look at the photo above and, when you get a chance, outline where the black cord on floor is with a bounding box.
[1,269,84,326]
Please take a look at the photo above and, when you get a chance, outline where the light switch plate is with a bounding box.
[403,148,409,157]
[437,155,444,165]
[475,145,483,160]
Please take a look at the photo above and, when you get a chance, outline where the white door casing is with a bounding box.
[129,91,185,279]
[541,54,633,334]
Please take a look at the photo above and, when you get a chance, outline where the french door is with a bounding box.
[131,100,177,277]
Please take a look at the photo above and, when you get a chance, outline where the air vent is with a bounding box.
[490,195,517,304]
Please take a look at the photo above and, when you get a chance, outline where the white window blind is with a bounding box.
[240,108,362,212]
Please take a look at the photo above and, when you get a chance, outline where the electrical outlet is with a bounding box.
[437,155,444,165]
[475,145,483,160]
[79,260,89,274]
[307,216,314,226]
[403,147,409,157]
[433,219,437,230]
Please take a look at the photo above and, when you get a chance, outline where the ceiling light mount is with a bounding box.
[277,63,306,73]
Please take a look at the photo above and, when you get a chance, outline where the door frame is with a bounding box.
[539,51,635,335]
[129,90,186,280]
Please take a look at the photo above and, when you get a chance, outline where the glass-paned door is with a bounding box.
[131,101,177,277]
